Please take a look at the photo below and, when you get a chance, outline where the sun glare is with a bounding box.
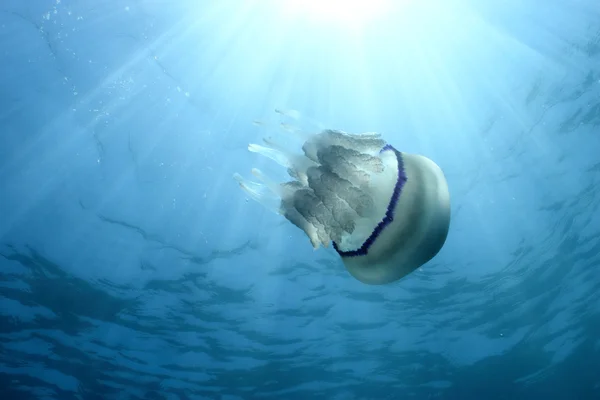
[282,0,393,25]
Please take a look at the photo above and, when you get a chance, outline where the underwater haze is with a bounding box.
[1,0,600,399]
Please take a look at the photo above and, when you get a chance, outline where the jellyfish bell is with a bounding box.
[336,150,451,285]
[234,118,450,285]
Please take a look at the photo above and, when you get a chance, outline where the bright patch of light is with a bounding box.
[282,0,393,25]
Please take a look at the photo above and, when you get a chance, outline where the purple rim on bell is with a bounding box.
[333,144,407,257]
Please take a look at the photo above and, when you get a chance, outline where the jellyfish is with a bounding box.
[234,121,450,285]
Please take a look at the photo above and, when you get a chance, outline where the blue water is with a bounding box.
[1,0,599,399]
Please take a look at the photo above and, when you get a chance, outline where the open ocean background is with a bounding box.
[1,0,599,399]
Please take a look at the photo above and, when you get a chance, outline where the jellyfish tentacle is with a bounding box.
[251,168,282,197]
[248,143,290,169]
[233,173,281,215]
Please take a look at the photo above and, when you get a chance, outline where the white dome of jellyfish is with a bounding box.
[234,111,451,285]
